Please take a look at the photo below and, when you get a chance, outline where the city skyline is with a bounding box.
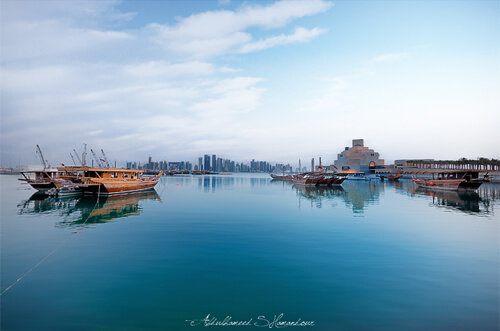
[133,153,290,173]
[1,0,499,167]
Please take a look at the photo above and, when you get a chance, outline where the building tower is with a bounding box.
[334,139,384,173]
[204,154,211,171]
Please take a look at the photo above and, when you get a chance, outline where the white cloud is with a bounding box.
[0,66,76,92]
[0,0,335,165]
[370,52,409,63]
[146,0,332,58]
[123,61,216,78]
[1,19,132,63]
[237,26,327,53]
[208,77,264,94]
[190,77,265,117]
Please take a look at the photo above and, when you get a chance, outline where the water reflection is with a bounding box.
[18,190,161,228]
[164,174,271,192]
[294,181,383,214]
[294,186,346,209]
[292,179,499,216]
[413,187,495,215]
[343,181,383,214]
[394,180,497,216]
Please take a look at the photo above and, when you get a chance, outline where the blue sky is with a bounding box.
[1,0,498,168]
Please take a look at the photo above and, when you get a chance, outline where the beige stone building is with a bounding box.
[334,139,384,173]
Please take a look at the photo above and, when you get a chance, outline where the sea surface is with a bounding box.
[1,174,498,331]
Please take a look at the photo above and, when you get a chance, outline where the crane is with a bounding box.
[73,149,82,165]
[70,152,77,166]
[101,149,111,168]
[36,145,48,169]
[90,149,103,168]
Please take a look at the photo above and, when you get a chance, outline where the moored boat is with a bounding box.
[57,184,84,197]
[328,174,348,186]
[385,174,402,181]
[413,171,484,191]
[270,173,293,181]
[347,172,371,181]
[58,167,162,195]
[20,169,79,191]
[291,173,323,186]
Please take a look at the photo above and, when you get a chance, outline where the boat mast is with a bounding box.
[82,143,87,167]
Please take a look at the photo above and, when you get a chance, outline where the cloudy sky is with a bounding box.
[1,0,498,168]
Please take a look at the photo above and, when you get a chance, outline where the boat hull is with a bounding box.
[82,180,160,195]
[28,182,56,191]
[291,178,321,186]
[317,176,347,186]
[415,179,482,191]
[270,174,293,181]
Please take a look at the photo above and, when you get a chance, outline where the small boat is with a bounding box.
[270,173,293,181]
[386,174,402,181]
[413,171,485,191]
[57,184,84,197]
[347,172,371,181]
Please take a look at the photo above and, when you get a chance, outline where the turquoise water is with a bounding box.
[1,174,498,331]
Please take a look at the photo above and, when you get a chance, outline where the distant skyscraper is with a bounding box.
[204,154,211,171]
[212,154,217,172]
[198,157,203,171]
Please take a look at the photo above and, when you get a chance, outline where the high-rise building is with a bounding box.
[204,154,211,171]
[198,157,203,171]
[212,154,217,172]
[217,157,223,172]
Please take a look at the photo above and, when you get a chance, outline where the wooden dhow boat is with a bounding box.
[291,173,323,186]
[270,173,293,181]
[413,170,485,191]
[20,168,80,191]
[386,173,402,181]
[292,172,346,187]
[58,167,162,195]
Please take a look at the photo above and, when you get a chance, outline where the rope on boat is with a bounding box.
[0,185,102,297]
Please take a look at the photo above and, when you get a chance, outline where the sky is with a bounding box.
[1,0,499,168]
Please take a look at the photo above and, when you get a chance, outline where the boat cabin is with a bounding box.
[58,167,144,180]
[21,169,77,182]
[432,171,481,181]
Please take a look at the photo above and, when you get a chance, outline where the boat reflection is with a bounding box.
[18,190,161,228]
[294,185,346,209]
[393,180,497,215]
[414,187,494,215]
[294,181,383,214]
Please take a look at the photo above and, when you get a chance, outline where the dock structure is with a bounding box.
[398,159,499,172]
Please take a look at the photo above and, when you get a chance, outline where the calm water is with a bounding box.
[1,174,498,331]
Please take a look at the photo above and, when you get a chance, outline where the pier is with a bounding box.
[404,159,499,172]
